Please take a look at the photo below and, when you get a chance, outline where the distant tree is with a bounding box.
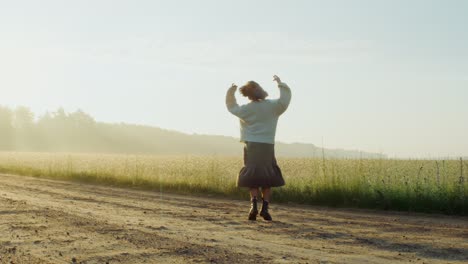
[35,111,54,151]
[54,107,67,120]
[40,107,69,131]
[68,109,98,150]
[13,106,35,129]
[68,109,96,128]
[34,107,98,151]
[0,106,14,150]
[38,108,72,151]
[12,106,36,150]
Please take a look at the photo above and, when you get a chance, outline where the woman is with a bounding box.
[226,75,292,221]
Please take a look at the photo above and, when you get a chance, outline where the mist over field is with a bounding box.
[0,105,383,158]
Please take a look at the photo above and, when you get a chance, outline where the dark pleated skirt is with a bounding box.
[237,141,285,188]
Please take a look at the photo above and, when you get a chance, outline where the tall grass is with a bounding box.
[0,152,466,215]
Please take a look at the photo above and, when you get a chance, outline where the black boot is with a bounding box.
[248,197,258,221]
[260,200,272,221]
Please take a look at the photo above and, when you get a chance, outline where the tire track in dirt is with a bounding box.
[0,173,467,264]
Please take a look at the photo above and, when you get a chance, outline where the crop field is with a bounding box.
[0,152,466,215]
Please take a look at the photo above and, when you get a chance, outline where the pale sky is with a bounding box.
[1,0,467,158]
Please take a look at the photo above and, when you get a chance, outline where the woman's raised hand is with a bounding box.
[273,75,281,84]
[230,83,238,90]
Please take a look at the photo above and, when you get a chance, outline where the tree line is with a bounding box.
[0,105,239,154]
[0,105,384,158]
[0,106,97,151]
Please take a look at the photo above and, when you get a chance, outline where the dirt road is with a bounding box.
[0,173,467,264]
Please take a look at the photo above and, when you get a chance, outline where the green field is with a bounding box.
[0,152,466,215]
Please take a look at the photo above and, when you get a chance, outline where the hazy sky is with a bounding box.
[1,0,467,158]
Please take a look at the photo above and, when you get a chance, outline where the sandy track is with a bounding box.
[0,173,467,264]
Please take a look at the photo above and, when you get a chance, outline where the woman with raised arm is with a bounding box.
[226,75,292,221]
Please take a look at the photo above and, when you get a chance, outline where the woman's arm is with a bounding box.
[273,75,292,115]
[226,83,248,118]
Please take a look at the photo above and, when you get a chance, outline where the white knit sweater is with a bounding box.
[226,82,292,144]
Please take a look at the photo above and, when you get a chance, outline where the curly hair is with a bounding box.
[239,81,268,101]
